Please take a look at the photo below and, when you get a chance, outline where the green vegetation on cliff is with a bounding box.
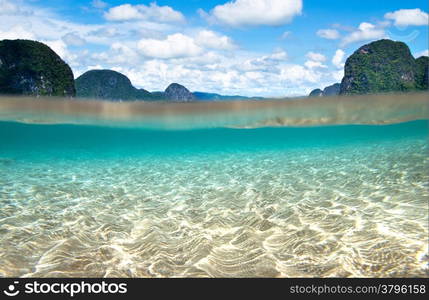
[0,39,75,97]
[415,56,429,90]
[75,70,154,101]
[340,39,427,95]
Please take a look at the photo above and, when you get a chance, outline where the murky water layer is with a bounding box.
[0,122,428,277]
[0,93,428,129]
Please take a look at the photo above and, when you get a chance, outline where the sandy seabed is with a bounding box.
[0,136,428,278]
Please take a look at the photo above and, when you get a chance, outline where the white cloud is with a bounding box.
[107,43,141,64]
[332,49,345,68]
[0,0,177,46]
[303,54,329,70]
[306,51,326,62]
[316,29,340,40]
[195,30,236,50]
[91,0,108,9]
[0,0,32,15]
[0,25,36,40]
[42,39,79,67]
[136,30,236,60]
[341,22,387,47]
[207,0,302,27]
[62,32,86,46]
[304,60,327,69]
[280,64,322,84]
[414,49,429,58]
[104,4,141,21]
[104,2,185,23]
[137,33,203,59]
[332,69,344,82]
[43,40,68,58]
[384,8,428,26]
[0,2,102,42]
[239,49,288,72]
[280,31,291,39]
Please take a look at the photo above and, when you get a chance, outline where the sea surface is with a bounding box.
[0,94,428,277]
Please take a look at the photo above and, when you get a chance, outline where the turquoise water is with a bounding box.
[0,97,428,277]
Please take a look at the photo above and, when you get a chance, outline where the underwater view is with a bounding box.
[0,0,428,282]
[0,95,428,278]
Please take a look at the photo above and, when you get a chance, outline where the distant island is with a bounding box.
[75,71,262,102]
[309,83,340,97]
[75,69,154,101]
[309,39,428,97]
[0,38,427,101]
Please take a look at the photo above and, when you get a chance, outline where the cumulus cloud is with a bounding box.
[104,2,185,23]
[280,64,322,85]
[384,8,428,26]
[0,0,103,42]
[0,0,32,15]
[340,22,387,47]
[332,49,345,68]
[195,30,236,50]
[136,30,236,59]
[42,39,79,67]
[0,0,177,46]
[306,52,326,62]
[239,49,288,72]
[304,60,327,69]
[331,69,344,82]
[137,33,203,59]
[104,43,141,64]
[104,4,142,21]
[43,40,68,58]
[0,25,36,40]
[304,52,328,69]
[206,0,302,27]
[316,29,340,40]
[62,32,86,46]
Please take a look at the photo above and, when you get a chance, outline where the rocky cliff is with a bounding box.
[164,83,196,102]
[323,83,340,96]
[415,56,428,90]
[0,39,75,97]
[309,83,340,97]
[339,39,424,94]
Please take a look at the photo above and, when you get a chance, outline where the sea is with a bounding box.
[0,93,428,278]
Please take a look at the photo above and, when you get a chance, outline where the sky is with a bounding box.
[0,0,428,97]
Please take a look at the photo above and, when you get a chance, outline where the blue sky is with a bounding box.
[0,0,428,96]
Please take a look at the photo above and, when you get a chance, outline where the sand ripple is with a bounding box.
[0,139,428,277]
